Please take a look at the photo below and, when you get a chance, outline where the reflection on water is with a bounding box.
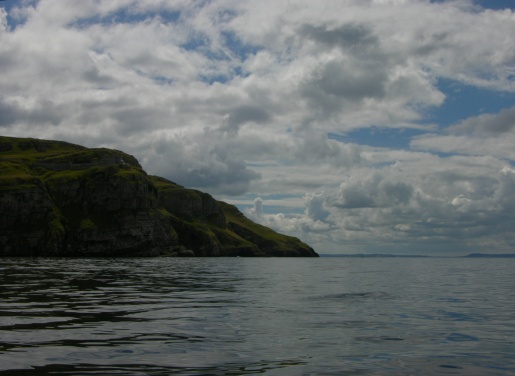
[1,257,515,375]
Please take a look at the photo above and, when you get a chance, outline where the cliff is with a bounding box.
[0,136,318,257]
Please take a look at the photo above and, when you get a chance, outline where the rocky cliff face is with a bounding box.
[0,136,318,257]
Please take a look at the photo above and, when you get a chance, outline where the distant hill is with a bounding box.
[465,253,515,258]
[320,254,428,258]
[320,253,515,258]
[0,136,318,257]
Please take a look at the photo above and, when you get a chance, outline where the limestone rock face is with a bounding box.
[0,136,318,257]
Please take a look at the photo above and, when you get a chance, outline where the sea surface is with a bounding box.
[1,257,514,375]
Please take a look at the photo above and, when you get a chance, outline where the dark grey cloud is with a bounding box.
[334,186,376,209]
[331,174,414,209]
[413,106,515,160]
[382,181,415,205]
[144,134,261,196]
[0,99,17,127]
[452,105,515,136]
[0,51,16,73]
[292,131,362,166]
[113,106,170,135]
[305,192,331,222]
[297,23,389,119]
[299,23,378,53]
[179,159,261,195]
[413,31,451,57]
[309,60,386,100]
[81,66,118,86]
[0,98,63,127]
[496,166,515,211]
[224,105,271,133]
[298,59,389,123]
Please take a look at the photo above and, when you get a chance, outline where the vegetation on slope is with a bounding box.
[0,136,318,257]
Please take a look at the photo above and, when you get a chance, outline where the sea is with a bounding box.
[1,257,514,375]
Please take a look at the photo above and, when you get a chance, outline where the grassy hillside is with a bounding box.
[0,136,318,257]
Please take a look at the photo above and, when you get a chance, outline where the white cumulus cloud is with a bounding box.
[1,0,515,254]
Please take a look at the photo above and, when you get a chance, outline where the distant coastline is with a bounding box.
[320,253,515,258]
[319,254,428,258]
[464,253,515,258]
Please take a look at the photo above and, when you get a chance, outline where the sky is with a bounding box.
[1,0,515,255]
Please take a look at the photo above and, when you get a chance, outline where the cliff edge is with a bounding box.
[0,136,318,257]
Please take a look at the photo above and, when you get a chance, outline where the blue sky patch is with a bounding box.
[428,79,515,128]
[221,30,262,61]
[328,128,425,149]
[70,8,181,30]
[474,0,515,10]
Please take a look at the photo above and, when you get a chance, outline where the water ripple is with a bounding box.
[1,257,515,375]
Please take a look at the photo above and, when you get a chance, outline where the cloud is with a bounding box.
[299,23,378,51]
[141,130,262,196]
[245,196,333,237]
[223,105,271,134]
[253,158,515,253]
[305,192,331,222]
[411,105,515,160]
[1,0,515,253]
[451,105,515,136]
[331,173,414,209]
[0,7,8,32]
[0,97,64,128]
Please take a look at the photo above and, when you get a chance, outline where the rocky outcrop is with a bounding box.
[0,136,318,257]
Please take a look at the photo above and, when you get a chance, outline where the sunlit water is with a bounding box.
[1,257,514,375]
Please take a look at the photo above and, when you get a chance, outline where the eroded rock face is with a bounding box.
[158,185,227,228]
[56,171,178,257]
[0,136,318,257]
[0,184,59,255]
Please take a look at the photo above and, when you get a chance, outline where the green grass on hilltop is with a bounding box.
[1,136,144,191]
[1,135,317,257]
[220,201,310,254]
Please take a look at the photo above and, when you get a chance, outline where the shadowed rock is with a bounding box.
[0,136,318,257]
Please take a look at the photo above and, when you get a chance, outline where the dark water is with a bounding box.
[1,257,514,375]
